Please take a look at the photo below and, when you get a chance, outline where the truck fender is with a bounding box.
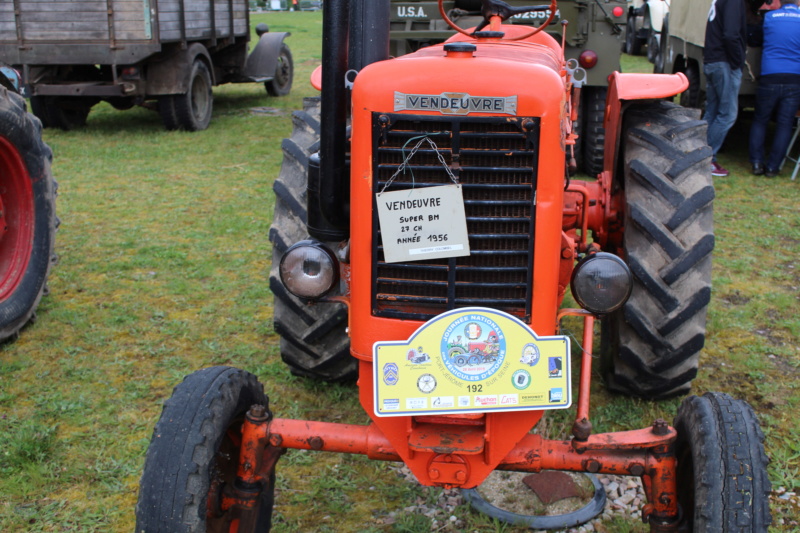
[243,32,290,80]
[599,71,689,181]
[146,43,214,96]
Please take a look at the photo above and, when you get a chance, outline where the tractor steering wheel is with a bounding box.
[438,0,558,41]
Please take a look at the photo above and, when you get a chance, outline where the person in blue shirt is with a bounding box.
[749,0,800,177]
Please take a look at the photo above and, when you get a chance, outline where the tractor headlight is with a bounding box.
[279,240,339,299]
[570,252,632,315]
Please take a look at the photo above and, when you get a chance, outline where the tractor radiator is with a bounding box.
[371,113,540,322]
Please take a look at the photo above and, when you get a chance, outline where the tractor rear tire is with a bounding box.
[136,366,275,533]
[601,101,714,399]
[159,60,213,131]
[673,392,771,531]
[581,86,606,178]
[0,88,57,342]
[268,98,356,382]
[265,44,294,97]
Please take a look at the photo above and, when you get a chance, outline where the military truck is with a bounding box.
[656,0,772,109]
[389,0,629,177]
[0,0,293,131]
[624,0,669,65]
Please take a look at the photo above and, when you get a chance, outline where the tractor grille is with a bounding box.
[372,113,539,321]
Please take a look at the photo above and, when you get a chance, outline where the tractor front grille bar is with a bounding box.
[371,113,540,322]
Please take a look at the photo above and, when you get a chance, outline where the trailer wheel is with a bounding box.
[265,44,294,97]
[601,101,713,399]
[581,86,606,178]
[268,98,356,382]
[33,96,92,131]
[136,366,276,533]
[159,60,213,131]
[673,392,771,531]
[0,88,57,342]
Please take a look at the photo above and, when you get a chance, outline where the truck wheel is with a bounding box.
[159,60,213,131]
[673,392,771,531]
[601,101,713,399]
[653,15,668,74]
[625,17,643,56]
[35,96,92,130]
[136,366,275,532]
[679,61,703,110]
[0,88,57,342]
[646,31,659,64]
[268,98,356,382]
[265,44,294,97]
[581,86,606,178]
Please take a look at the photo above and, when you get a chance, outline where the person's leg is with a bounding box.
[749,82,780,168]
[711,65,742,155]
[704,62,724,157]
[766,84,800,172]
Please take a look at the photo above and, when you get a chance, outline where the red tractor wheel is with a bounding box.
[673,392,771,530]
[136,366,276,532]
[0,88,57,342]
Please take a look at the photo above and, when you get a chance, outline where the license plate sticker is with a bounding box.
[374,307,571,417]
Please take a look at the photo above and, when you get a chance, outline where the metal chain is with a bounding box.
[380,136,458,194]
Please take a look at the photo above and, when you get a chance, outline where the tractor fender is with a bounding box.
[146,43,214,96]
[600,71,688,179]
[590,71,690,233]
[243,32,291,80]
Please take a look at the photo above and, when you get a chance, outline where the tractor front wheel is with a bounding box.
[601,101,714,399]
[268,98,356,381]
[136,366,275,532]
[673,392,771,530]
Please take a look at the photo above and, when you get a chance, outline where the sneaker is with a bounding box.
[765,168,778,178]
[752,162,765,176]
[711,161,729,177]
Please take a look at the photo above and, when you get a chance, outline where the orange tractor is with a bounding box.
[136,1,771,530]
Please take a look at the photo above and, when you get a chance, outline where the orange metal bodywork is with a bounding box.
[347,27,567,488]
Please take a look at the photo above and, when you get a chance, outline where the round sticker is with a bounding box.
[440,314,506,382]
[512,369,531,390]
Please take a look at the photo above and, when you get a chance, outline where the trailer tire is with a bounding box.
[601,101,713,399]
[265,44,294,97]
[581,87,606,178]
[0,88,57,342]
[35,96,92,131]
[159,60,213,131]
[268,98,356,382]
[673,392,771,531]
[136,366,275,533]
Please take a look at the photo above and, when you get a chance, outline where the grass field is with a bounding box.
[0,10,798,532]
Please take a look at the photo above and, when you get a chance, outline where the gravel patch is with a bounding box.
[388,465,647,531]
